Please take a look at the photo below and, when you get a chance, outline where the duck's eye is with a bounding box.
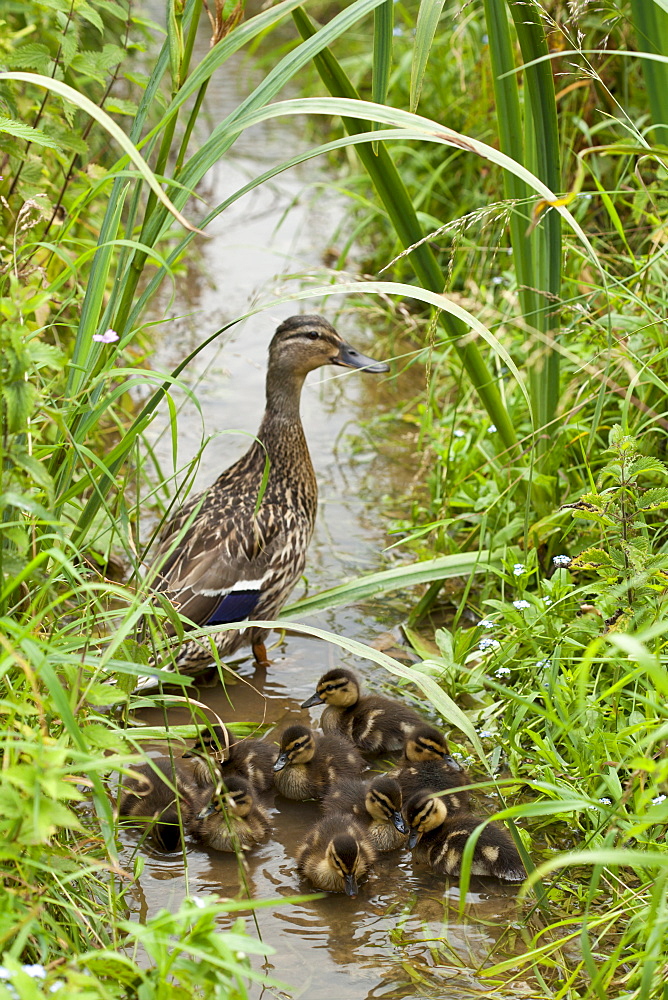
[306,331,319,340]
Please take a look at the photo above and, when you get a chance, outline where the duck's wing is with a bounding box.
[151,501,288,628]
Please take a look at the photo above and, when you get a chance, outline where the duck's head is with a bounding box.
[326,832,362,896]
[269,315,389,378]
[196,776,253,820]
[183,724,232,763]
[273,724,316,770]
[403,792,448,848]
[403,724,454,764]
[365,775,408,834]
[301,668,361,709]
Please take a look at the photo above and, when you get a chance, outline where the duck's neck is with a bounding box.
[263,367,307,426]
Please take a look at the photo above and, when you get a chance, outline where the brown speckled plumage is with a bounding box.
[143,316,388,682]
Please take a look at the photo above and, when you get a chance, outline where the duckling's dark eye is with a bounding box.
[306,331,319,340]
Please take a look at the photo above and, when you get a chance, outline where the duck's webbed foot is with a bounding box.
[252,641,271,667]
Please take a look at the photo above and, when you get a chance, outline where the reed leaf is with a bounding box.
[284,550,500,616]
[629,0,668,145]
[410,0,447,112]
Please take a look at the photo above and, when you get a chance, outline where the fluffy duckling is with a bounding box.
[119,757,201,852]
[301,668,425,752]
[189,776,270,853]
[393,724,470,812]
[183,725,274,793]
[403,792,526,882]
[322,774,408,851]
[296,816,376,896]
[272,724,364,800]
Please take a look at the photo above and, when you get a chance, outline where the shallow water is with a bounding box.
[128,23,526,999]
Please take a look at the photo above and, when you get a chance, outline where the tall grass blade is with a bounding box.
[372,0,393,150]
[630,0,668,144]
[410,0,446,112]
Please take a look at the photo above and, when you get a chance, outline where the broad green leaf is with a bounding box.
[0,115,63,150]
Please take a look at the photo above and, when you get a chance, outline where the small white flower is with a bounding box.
[536,659,550,669]
[513,563,525,576]
[92,328,119,344]
[451,752,463,760]
[543,597,553,606]
[479,730,494,738]
[453,428,465,438]
[552,555,572,568]
[190,896,207,909]
[652,794,667,805]
[491,275,503,285]
[513,600,530,610]
[488,424,497,433]
[478,619,496,628]
[495,666,511,677]
[479,637,500,652]
[598,797,612,805]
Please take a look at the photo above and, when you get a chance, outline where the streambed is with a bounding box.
[126,24,526,999]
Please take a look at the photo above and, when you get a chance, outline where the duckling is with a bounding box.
[403,792,526,882]
[392,724,470,812]
[322,774,408,851]
[296,816,376,896]
[183,725,274,793]
[189,775,270,853]
[301,668,426,752]
[119,757,201,852]
[272,724,364,800]
[144,315,389,683]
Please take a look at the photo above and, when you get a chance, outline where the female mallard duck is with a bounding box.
[146,316,388,681]
[183,724,274,793]
[119,757,201,852]
[322,774,408,851]
[392,724,470,812]
[301,667,425,752]
[296,816,376,896]
[189,775,270,852]
[272,724,364,800]
[403,792,526,882]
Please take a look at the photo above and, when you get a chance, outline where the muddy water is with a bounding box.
[126,27,526,1000]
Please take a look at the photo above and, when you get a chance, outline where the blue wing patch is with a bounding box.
[206,590,262,626]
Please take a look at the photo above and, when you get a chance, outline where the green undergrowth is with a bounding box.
[2,0,668,997]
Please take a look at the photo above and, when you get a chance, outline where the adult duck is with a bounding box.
[146,315,388,679]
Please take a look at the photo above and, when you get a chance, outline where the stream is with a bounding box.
[124,21,526,999]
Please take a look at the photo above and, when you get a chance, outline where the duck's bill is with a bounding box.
[393,811,409,835]
[300,692,324,708]
[333,341,390,373]
[408,829,421,849]
[273,753,289,772]
[344,873,358,897]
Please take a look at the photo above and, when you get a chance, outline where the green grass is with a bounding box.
[2,0,668,996]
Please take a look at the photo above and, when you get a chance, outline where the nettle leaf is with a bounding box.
[10,43,53,74]
[564,503,614,526]
[104,97,138,117]
[630,456,668,479]
[571,548,616,571]
[0,115,62,150]
[1,379,37,432]
[638,487,668,510]
[11,452,55,494]
[27,341,65,370]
